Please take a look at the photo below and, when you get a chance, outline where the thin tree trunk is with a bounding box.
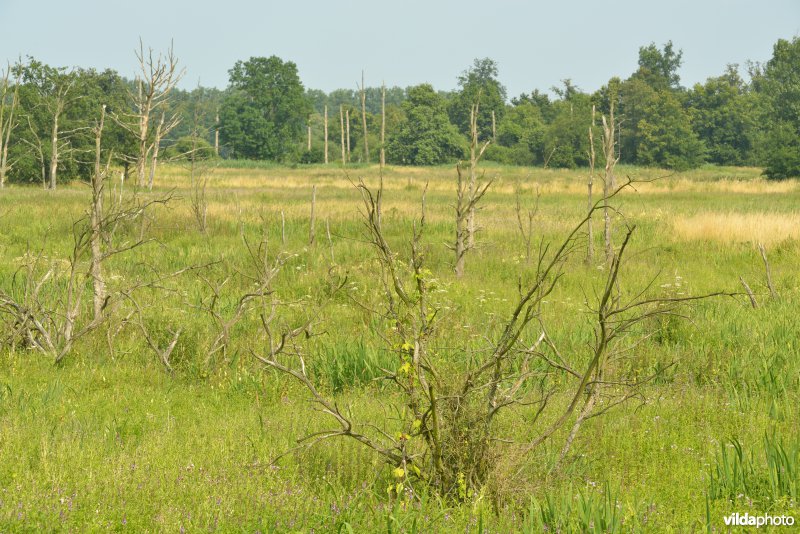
[307,123,311,151]
[360,71,369,163]
[758,243,777,299]
[49,104,62,190]
[602,101,617,264]
[323,105,328,164]
[214,109,219,156]
[0,72,19,189]
[345,109,351,162]
[136,78,150,188]
[491,110,496,142]
[148,111,165,190]
[467,105,478,249]
[740,276,758,309]
[90,105,107,323]
[380,83,386,167]
[339,105,346,164]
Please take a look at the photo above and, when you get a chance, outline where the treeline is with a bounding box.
[1,37,798,187]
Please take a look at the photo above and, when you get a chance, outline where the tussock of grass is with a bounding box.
[672,212,800,245]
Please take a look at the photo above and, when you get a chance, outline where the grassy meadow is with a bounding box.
[1,162,799,532]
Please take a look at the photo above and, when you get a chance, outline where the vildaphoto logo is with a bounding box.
[723,512,795,528]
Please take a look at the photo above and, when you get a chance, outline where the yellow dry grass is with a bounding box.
[672,212,800,246]
[154,164,798,196]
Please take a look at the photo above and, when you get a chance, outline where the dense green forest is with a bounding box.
[1,37,799,187]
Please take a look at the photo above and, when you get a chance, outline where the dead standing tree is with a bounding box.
[118,39,184,190]
[359,71,369,163]
[0,103,176,363]
[0,65,21,189]
[587,105,596,264]
[451,100,491,277]
[601,101,619,263]
[515,182,540,263]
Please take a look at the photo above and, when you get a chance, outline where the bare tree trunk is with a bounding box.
[0,68,20,189]
[380,83,386,167]
[345,109,351,162]
[339,105,346,165]
[740,276,758,309]
[214,109,219,156]
[148,111,165,190]
[123,41,184,189]
[307,123,311,151]
[48,101,63,190]
[758,243,778,299]
[491,110,496,142]
[309,185,316,246]
[455,165,468,278]
[360,71,369,163]
[323,105,328,164]
[136,78,149,188]
[587,105,596,265]
[602,101,618,264]
[90,105,107,323]
[467,103,481,249]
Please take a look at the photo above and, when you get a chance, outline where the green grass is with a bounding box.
[0,163,798,531]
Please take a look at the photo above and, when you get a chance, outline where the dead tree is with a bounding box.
[467,98,490,249]
[339,105,346,164]
[187,105,216,233]
[359,71,369,162]
[758,243,777,299]
[148,110,179,190]
[323,105,329,164]
[380,83,386,167]
[214,108,220,156]
[29,68,80,190]
[117,39,184,189]
[345,108,351,162]
[451,100,491,277]
[0,65,21,189]
[587,105,596,264]
[601,101,619,264]
[452,160,492,277]
[197,227,291,368]
[739,276,758,309]
[90,105,110,323]
[515,183,540,263]
[259,179,729,500]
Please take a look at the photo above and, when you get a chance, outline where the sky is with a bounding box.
[1,0,798,97]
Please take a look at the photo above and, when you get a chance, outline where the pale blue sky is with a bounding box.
[1,0,798,96]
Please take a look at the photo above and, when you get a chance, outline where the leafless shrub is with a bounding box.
[258,179,729,503]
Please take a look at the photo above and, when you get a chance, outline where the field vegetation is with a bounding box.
[1,162,798,531]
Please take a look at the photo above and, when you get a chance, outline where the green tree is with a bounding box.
[634,40,683,90]
[542,81,593,168]
[487,101,545,165]
[637,90,705,170]
[448,58,506,140]
[756,37,800,179]
[219,56,309,161]
[386,84,466,165]
[687,66,756,166]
